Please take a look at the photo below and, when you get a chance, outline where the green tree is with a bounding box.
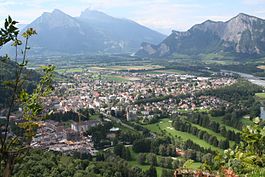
[113,144,131,160]
[145,165,157,177]
[137,153,146,165]
[146,153,157,166]
[124,148,131,161]
[161,169,173,177]
[113,144,125,157]
[172,160,180,169]
[158,145,166,156]
[132,139,151,153]
[165,157,173,169]
[215,118,265,175]
[0,17,55,177]
[159,157,165,167]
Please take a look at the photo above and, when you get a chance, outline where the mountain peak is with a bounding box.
[136,13,265,57]
[80,9,113,20]
[31,9,78,31]
[52,9,64,14]
[236,13,251,18]
[19,8,164,56]
[231,13,260,22]
[81,9,106,15]
[40,9,68,18]
[232,13,253,20]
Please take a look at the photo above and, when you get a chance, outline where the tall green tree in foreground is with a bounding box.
[0,16,55,177]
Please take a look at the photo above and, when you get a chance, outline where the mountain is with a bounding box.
[78,10,165,52]
[17,9,165,56]
[136,13,265,58]
[17,24,27,30]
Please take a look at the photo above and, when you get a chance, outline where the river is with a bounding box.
[221,70,265,87]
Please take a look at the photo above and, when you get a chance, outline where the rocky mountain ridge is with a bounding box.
[137,13,265,57]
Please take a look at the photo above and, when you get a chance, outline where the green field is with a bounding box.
[101,74,141,82]
[103,75,130,82]
[200,53,239,65]
[255,92,265,99]
[90,65,164,71]
[142,69,187,75]
[144,119,221,151]
[56,68,84,73]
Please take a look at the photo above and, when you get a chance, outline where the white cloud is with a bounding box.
[129,0,203,33]
[0,0,51,23]
[0,0,264,34]
[255,10,265,16]
[243,0,265,4]
[0,0,203,33]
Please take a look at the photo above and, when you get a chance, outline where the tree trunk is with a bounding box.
[3,156,14,177]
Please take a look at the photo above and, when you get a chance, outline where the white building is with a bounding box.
[71,120,100,132]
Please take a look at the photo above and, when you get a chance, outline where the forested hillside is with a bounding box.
[0,58,40,108]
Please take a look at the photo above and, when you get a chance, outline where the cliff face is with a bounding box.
[137,13,265,57]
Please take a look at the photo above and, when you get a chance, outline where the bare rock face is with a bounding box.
[136,13,265,58]
[224,13,265,54]
[136,42,158,56]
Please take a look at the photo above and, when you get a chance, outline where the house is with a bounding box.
[106,127,120,139]
[126,110,137,121]
[71,120,100,132]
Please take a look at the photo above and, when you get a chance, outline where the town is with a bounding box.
[28,69,237,154]
[47,70,235,115]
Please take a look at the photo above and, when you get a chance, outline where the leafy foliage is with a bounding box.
[215,118,265,175]
[0,59,41,108]
[0,16,19,47]
[0,16,55,177]
[11,150,148,177]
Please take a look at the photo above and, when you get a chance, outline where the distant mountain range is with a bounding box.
[136,13,265,58]
[8,9,165,56]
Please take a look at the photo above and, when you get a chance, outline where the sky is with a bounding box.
[1,0,265,35]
